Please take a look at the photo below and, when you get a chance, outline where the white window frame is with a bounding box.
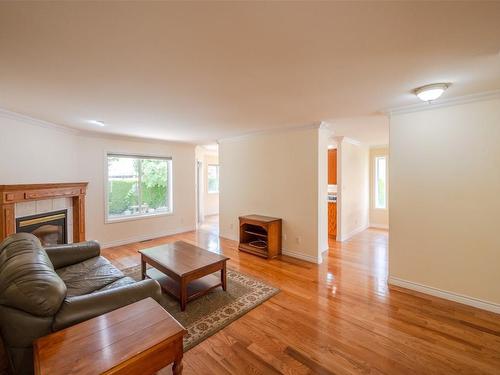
[207,164,219,194]
[374,156,388,210]
[104,153,173,223]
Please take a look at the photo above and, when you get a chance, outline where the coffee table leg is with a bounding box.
[221,262,227,291]
[141,255,146,280]
[180,278,187,311]
[172,358,183,375]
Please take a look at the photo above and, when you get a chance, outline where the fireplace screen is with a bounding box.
[16,210,67,247]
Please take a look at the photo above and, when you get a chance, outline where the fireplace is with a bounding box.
[16,210,67,247]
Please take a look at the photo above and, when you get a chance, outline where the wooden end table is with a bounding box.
[33,298,186,375]
[139,241,229,311]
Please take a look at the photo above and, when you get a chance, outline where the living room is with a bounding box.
[1,2,500,375]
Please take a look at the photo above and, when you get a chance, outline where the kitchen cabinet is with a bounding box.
[328,202,337,238]
[328,149,337,185]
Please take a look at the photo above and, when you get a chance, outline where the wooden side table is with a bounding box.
[33,298,186,375]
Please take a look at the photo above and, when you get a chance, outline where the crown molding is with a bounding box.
[387,89,500,116]
[369,144,389,150]
[217,121,322,143]
[335,136,364,146]
[79,129,195,147]
[0,107,195,147]
[0,108,80,135]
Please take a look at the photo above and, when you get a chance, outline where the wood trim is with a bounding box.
[0,183,88,243]
[0,204,15,242]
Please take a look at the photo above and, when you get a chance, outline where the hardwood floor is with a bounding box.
[102,223,500,375]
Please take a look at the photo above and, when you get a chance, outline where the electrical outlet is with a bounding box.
[295,236,301,244]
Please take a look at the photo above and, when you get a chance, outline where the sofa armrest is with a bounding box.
[44,241,101,269]
[53,279,162,331]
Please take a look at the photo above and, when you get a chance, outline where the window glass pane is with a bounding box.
[108,156,139,218]
[140,159,170,214]
[375,157,387,209]
[207,165,219,193]
[107,155,171,220]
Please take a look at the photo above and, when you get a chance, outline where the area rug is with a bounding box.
[122,265,279,351]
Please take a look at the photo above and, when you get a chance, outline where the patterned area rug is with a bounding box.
[122,265,279,351]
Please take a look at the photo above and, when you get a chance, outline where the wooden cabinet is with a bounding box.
[238,215,282,259]
[328,149,337,185]
[328,202,337,239]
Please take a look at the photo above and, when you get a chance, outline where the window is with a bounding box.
[106,154,172,221]
[207,164,219,193]
[374,156,387,209]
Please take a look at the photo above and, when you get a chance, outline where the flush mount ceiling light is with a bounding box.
[88,120,106,127]
[414,83,450,102]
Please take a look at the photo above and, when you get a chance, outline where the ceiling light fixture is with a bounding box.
[414,83,450,102]
[89,120,106,127]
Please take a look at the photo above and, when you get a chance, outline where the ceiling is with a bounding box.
[327,116,389,146]
[1,2,499,143]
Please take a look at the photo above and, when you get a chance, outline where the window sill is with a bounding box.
[105,211,174,224]
[207,191,219,194]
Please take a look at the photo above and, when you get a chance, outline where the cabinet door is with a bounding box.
[328,149,337,185]
[328,202,337,238]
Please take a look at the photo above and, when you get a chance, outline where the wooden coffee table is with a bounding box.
[139,241,229,311]
[33,298,186,375]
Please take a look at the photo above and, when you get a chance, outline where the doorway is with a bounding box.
[196,160,203,226]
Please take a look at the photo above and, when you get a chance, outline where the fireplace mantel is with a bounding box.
[0,182,88,243]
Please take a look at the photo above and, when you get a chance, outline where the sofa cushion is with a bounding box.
[56,256,124,296]
[96,276,136,292]
[0,233,66,316]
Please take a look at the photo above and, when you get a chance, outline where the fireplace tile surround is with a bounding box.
[15,198,74,243]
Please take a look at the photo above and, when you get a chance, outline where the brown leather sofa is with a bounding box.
[0,233,162,375]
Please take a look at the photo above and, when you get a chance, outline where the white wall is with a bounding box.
[219,127,324,263]
[318,127,329,254]
[338,139,370,241]
[389,97,500,311]
[77,134,196,247]
[0,111,196,248]
[369,146,389,229]
[0,112,79,183]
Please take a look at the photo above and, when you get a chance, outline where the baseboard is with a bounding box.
[281,249,322,264]
[101,225,196,249]
[219,234,322,264]
[339,223,369,242]
[370,224,389,230]
[219,233,238,242]
[388,276,500,314]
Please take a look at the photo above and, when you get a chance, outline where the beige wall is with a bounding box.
[369,146,389,228]
[338,139,370,241]
[0,112,196,247]
[389,97,500,309]
[219,127,324,263]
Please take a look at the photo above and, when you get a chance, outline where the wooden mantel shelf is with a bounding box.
[0,182,88,243]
